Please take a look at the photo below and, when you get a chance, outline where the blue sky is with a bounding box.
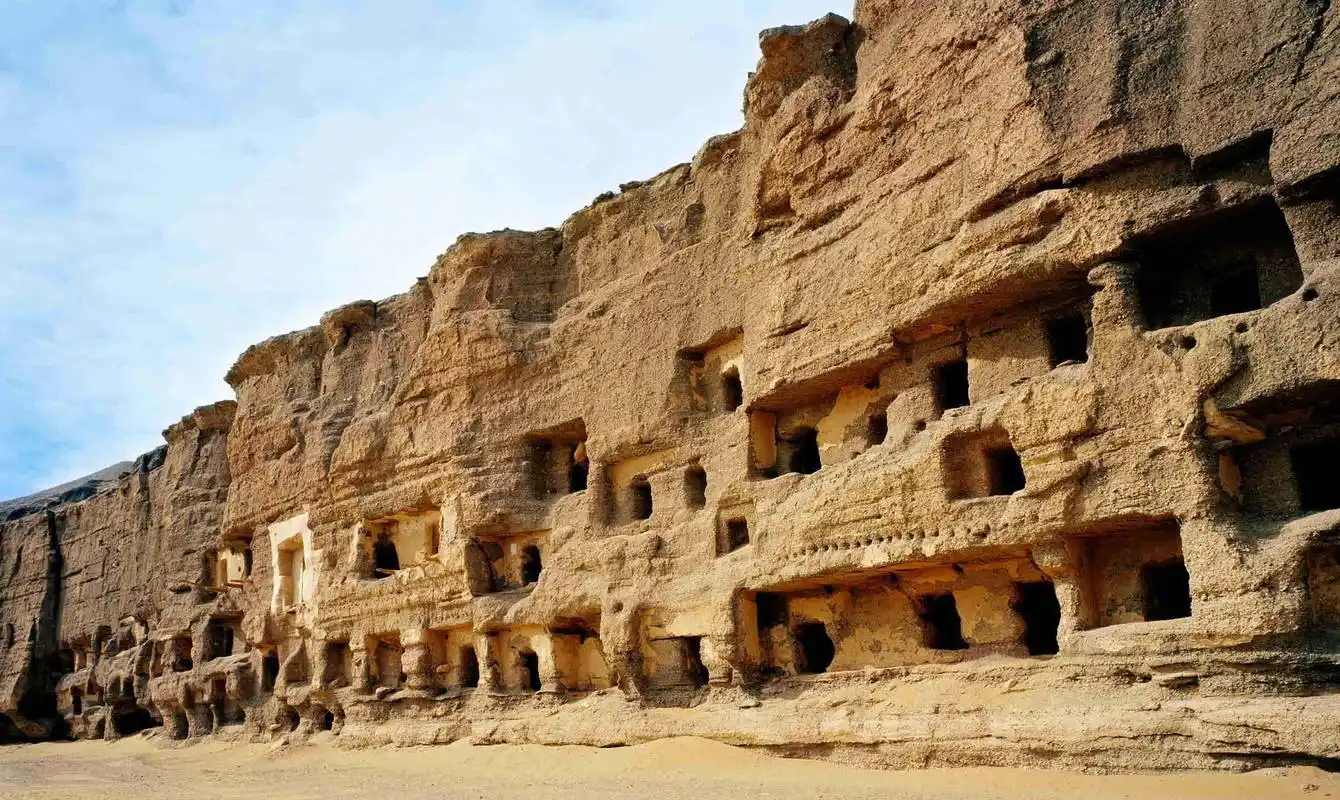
[0,0,841,500]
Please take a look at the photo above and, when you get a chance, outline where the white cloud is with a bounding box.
[0,0,845,497]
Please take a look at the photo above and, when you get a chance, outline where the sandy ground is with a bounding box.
[1,735,1338,800]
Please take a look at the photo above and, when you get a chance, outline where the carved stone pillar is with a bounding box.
[401,628,432,691]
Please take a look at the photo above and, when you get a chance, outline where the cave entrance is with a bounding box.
[794,622,835,674]
[1142,560,1192,621]
[520,545,542,585]
[519,650,541,693]
[460,646,480,689]
[920,593,968,650]
[1014,582,1061,656]
[372,533,400,578]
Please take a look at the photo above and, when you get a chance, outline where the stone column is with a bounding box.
[1088,261,1145,344]
[479,633,503,693]
[350,638,374,693]
[401,629,432,691]
[1032,539,1089,647]
[536,634,561,694]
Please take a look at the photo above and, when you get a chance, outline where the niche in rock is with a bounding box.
[518,650,541,693]
[460,646,480,689]
[1067,518,1192,628]
[717,517,750,556]
[520,545,543,585]
[1142,560,1192,621]
[944,428,1026,500]
[781,428,821,475]
[526,420,589,497]
[1221,382,1340,517]
[1014,581,1061,656]
[919,593,969,651]
[1046,312,1090,366]
[1133,199,1303,329]
[206,618,240,660]
[795,622,836,673]
[262,650,280,692]
[934,359,971,412]
[170,636,194,672]
[324,641,351,687]
[628,477,654,521]
[684,465,708,509]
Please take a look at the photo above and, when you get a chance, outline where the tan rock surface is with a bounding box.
[3,0,1340,774]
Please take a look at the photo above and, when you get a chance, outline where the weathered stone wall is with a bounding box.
[3,0,1340,771]
[0,403,233,741]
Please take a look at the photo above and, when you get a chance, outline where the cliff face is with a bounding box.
[0,404,233,740]
[3,0,1340,770]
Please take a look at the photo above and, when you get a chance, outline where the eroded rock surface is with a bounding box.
[3,0,1340,771]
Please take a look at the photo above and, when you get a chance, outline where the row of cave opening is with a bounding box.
[753,556,1193,678]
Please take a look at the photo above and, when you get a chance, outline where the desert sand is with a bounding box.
[0,736,1336,800]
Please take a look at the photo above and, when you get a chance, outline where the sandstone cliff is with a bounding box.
[2,0,1339,771]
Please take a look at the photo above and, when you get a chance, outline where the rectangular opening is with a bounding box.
[722,368,744,412]
[934,359,970,412]
[205,618,239,660]
[373,635,404,690]
[460,646,480,688]
[628,477,653,521]
[170,635,193,672]
[986,446,1027,496]
[323,641,351,687]
[1133,199,1303,329]
[277,539,304,609]
[464,531,550,593]
[1046,313,1089,367]
[779,427,821,475]
[944,428,1023,500]
[678,332,745,415]
[918,594,968,650]
[518,649,541,693]
[794,622,835,673]
[684,465,708,509]
[215,538,252,588]
[867,413,888,446]
[1141,560,1192,621]
[1069,519,1191,628]
[1292,439,1340,512]
[372,531,400,578]
[1222,382,1340,518]
[526,420,588,497]
[365,508,442,579]
[756,592,787,630]
[1014,582,1061,655]
[717,517,750,555]
[649,637,709,688]
[262,650,279,691]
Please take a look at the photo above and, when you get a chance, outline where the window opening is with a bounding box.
[1046,313,1089,367]
[935,360,970,411]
